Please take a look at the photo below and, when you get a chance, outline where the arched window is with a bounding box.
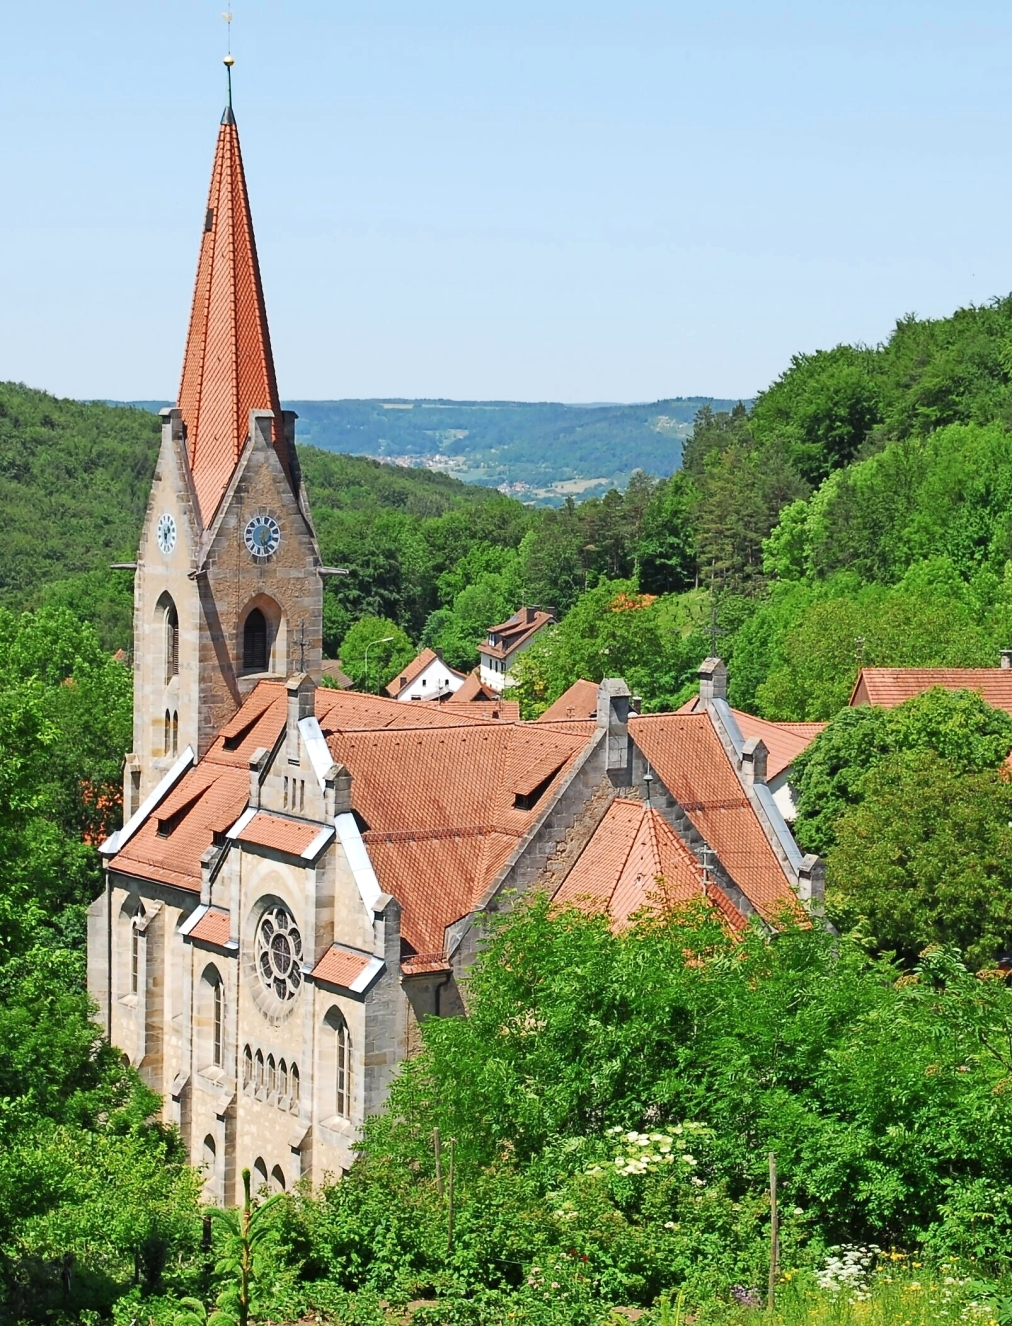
[243,608,268,671]
[203,1134,217,1177]
[278,1059,288,1099]
[255,1049,264,1091]
[243,1045,253,1090]
[165,600,179,683]
[212,976,224,1068]
[289,1063,300,1110]
[271,1164,286,1192]
[267,1054,277,1095]
[172,711,179,756]
[253,1156,268,1191]
[164,710,171,756]
[326,1008,352,1119]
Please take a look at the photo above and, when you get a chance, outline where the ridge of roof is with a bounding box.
[177,111,295,527]
[851,666,1012,711]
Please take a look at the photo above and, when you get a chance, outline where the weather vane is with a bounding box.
[223,11,235,107]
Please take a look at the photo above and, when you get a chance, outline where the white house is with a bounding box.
[386,648,466,702]
[479,607,554,692]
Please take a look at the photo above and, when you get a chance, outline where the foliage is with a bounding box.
[338,616,416,693]
[793,688,1012,856]
[205,1168,286,1326]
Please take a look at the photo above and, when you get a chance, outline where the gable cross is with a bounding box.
[292,619,310,673]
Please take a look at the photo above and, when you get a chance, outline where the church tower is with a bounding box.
[125,103,323,810]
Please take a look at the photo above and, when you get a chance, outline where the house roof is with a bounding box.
[310,945,372,989]
[675,698,824,780]
[481,608,554,661]
[386,648,465,699]
[850,668,1012,711]
[449,670,501,703]
[188,906,232,947]
[537,679,600,723]
[110,681,596,954]
[321,660,353,690]
[177,108,295,527]
[628,711,799,922]
[555,797,746,932]
[236,811,326,857]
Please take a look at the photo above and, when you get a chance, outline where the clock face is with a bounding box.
[156,513,177,556]
[244,514,281,559]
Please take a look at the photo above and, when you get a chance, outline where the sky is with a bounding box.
[2,1,1011,404]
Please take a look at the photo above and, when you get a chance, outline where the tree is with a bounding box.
[635,472,698,594]
[337,617,415,693]
[828,751,1012,968]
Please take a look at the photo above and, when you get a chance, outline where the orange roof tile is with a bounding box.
[851,668,1012,712]
[177,109,294,526]
[237,812,326,856]
[438,698,521,721]
[628,712,798,922]
[310,946,372,988]
[449,670,500,703]
[188,907,232,947]
[537,679,600,723]
[730,713,825,780]
[481,608,554,661]
[555,798,746,932]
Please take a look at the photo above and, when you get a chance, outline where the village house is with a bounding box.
[850,653,1012,710]
[478,606,555,692]
[386,648,466,702]
[87,103,823,1207]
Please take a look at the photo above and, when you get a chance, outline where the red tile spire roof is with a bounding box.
[177,106,295,527]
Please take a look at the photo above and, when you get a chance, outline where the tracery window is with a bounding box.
[255,905,303,1003]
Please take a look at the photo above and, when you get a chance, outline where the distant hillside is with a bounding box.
[113,397,741,502]
[289,397,741,501]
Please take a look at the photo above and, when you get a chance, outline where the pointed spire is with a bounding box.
[177,109,296,527]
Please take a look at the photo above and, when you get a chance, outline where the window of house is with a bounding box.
[243,608,268,671]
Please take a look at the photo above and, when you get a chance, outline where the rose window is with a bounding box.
[255,906,303,1002]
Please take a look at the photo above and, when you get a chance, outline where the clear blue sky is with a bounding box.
[2,1,1010,404]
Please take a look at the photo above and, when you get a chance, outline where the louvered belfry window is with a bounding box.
[165,601,179,682]
[243,608,268,671]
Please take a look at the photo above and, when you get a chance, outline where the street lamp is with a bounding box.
[363,636,394,694]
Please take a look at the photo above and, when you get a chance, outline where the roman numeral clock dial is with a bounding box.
[244,514,281,559]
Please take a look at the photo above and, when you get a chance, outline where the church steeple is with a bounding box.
[177,106,296,527]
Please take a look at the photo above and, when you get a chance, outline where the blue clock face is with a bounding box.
[244,514,281,559]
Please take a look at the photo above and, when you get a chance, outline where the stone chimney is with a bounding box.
[698,657,728,705]
[597,677,632,778]
[798,854,825,910]
[740,736,768,786]
[286,673,316,765]
[1001,649,1012,670]
[323,761,353,818]
[248,746,270,808]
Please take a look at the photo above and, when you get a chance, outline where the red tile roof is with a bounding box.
[311,946,372,988]
[730,713,825,780]
[555,798,746,932]
[177,110,294,527]
[237,812,324,856]
[450,670,501,703]
[537,679,600,723]
[438,698,520,721]
[481,608,554,661]
[189,907,232,947]
[628,711,798,922]
[851,668,1012,711]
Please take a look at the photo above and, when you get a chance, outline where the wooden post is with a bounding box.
[768,1151,778,1312]
[447,1138,456,1253]
[433,1127,443,1199]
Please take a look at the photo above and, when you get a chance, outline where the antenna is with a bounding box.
[223,10,235,108]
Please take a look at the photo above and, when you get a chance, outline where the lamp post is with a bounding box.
[363,636,394,694]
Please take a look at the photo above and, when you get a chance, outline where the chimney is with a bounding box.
[698,657,728,706]
[248,746,270,808]
[1001,649,1012,670]
[286,673,316,765]
[740,736,768,786]
[323,761,353,818]
[597,677,632,778]
[526,606,537,624]
[798,854,825,910]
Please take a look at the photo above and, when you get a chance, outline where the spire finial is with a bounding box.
[223,10,234,117]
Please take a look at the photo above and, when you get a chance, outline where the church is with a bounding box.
[87,100,824,1206]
